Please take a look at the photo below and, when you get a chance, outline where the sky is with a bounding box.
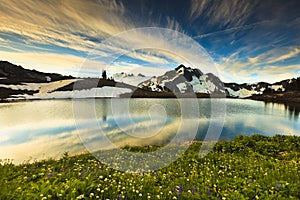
[0,0,300,83]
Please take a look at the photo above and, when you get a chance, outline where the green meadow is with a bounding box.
[1,135,299,200]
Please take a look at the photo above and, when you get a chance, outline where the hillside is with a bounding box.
[0,61,73,84]
[0,61,299,103]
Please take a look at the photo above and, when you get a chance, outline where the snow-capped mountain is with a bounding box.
[224,78,300,98]
[112,72,151,87]
[138,64,300,98]
[138,64,225,94]
[0,61,299,101]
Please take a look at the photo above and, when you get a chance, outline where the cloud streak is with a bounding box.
[0,0,299,83]
[193,21,270,39]
[248,47,300,65]
[0,0,132,53]
[189,0,259,27]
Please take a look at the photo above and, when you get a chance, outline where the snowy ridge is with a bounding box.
[224,78,298,98]
[112,72,151,87]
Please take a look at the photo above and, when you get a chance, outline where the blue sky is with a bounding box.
[0,0,300,83]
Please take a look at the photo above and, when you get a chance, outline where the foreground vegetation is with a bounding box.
[1,135,300,199]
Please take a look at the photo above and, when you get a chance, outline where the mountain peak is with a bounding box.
[175,64,188,71]
[138,65,220,93]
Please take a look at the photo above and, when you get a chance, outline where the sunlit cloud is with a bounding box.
[0,50,85,74]
[248,47,300,65]
[126,50,170,65]
[217,62,300,84]
[0,0,299,82]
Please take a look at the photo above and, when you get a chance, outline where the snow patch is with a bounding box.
[270,85,285,92]
[13,87,132,99]
[260,87,266,92]
[176,82,187,93]
[45,76,51,82]
[190,76,208,93]
[225,87,262,98]
[0,83,47,91]
[206,80,216,93]
[38,79,77,93]
[0,79,77,93]
[113,73,150,86]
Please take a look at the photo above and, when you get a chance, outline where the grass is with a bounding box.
[0,134,299,199]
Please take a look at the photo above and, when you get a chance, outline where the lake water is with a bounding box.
[0,98,299,164]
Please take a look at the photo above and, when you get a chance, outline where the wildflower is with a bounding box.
[207,189,211,195]
[191,188,195,195]
[117,194,122,200]
[176,185,183,192]
[276,182,281,187]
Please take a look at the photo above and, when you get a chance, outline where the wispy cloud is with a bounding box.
[248,48,300,65]
[0,0,299,83]
[193,21,270,39]
[189,0,258,27]
[126,50,170,65]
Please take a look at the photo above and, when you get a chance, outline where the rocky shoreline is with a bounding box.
[249,91,300,105]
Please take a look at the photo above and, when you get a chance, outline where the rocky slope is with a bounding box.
[137,64,300,99]
[138,64,225,94]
